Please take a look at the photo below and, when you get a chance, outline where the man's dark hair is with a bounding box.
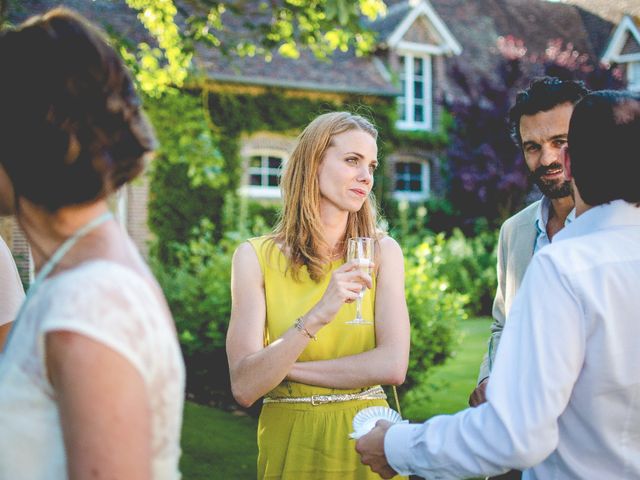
[568,90,640,206]
[509,77,589,146]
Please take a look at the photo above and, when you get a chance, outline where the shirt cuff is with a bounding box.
[384,422,422,476]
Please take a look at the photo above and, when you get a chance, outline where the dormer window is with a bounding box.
[397,54,432,131]
[602,16,640,92]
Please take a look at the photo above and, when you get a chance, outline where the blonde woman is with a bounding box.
[227,112,410,479]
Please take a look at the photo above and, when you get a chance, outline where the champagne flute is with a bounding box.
[346,237,374,325]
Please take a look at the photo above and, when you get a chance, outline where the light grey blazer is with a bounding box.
[477,200,540,382]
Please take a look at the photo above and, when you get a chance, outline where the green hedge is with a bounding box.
[401,239,469,403]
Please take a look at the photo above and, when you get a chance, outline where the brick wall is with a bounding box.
[0,218,11,246]
[127,174,152,258]
[10,218,31,286]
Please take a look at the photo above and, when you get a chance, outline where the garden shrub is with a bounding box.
[389,202,498,317]
[151,198,275,407]
[436,225,497,316]
[386,198,461,249]
[151,223,237,406]
[402,238,469,404]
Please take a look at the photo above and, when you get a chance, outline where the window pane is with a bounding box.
[414,57,423,76]
[397,99,406,121]
[414,81,423,99]
[250,174,262,186]
[414,104,424,122]
[249,156,262,168]
[394,162,425,193]
[630,62,640,90]
[268,174,279,187]
[395,163,408,175]
[268,156,281,168]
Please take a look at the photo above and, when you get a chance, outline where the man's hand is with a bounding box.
[469,377,489,407]
[355,420,398,479]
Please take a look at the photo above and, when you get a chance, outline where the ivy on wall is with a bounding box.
[206,87,451,208]
[206,89,396,197]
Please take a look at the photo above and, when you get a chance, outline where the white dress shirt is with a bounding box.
[385,200,640,479]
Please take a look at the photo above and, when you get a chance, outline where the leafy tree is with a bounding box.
[1,0,387,95]
[446,36,625,229]
[121,0,387,95]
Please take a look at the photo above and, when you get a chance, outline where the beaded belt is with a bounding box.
[263,386,386,406]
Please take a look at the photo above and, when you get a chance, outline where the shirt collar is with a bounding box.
[535,196,575,236]
[534,196,552,237]
[555,199,640,242]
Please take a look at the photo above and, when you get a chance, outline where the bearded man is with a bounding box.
[469,77,589,412]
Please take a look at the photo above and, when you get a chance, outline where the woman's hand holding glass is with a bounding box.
[308,259,373,328]
[346,237,374,325]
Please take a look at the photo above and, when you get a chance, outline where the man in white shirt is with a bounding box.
[356,90,640,479]
[470,78,588,411]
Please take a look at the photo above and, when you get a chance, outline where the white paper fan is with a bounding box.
[349,406,407,439]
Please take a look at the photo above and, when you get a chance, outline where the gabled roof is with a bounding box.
[195,47,399,96]
[190,7,398,96]
[7,0,622,100]
[560,0,640,25]
[602,15,640,63]
[380,0,462,55]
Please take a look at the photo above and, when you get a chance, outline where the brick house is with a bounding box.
[3,0,636,280]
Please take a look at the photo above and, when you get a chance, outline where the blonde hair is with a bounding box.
[272,111,380,282]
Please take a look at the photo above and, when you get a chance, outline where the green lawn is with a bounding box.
[180,317,492,479]
[180,402,258,479]
[404,317,491,421]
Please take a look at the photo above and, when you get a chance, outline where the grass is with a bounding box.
[404,317,491,421]
[179,317,492,479]
[180,402,258,479]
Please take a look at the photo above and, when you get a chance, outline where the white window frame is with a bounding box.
[239,149,287,199]
[396,53,433,131]
[392,159,430,202]
[627,61,640,91]
[602,16,640,92]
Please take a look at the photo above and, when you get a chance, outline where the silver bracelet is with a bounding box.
[294,316,317,341]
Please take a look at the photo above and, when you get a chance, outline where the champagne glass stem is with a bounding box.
[355,296,363,322]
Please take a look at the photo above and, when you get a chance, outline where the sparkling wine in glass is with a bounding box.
[346,237,374,325]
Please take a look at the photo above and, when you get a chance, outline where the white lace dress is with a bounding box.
[0,260,185,479]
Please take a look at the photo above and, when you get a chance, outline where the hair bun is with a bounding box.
[0,7,156,211]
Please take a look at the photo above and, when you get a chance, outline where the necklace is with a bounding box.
[0,211,113,355]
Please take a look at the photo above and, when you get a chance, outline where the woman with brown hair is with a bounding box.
[227,112,410,478]
[0,8,184,479]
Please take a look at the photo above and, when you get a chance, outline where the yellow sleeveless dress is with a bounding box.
[250,236,403,480]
